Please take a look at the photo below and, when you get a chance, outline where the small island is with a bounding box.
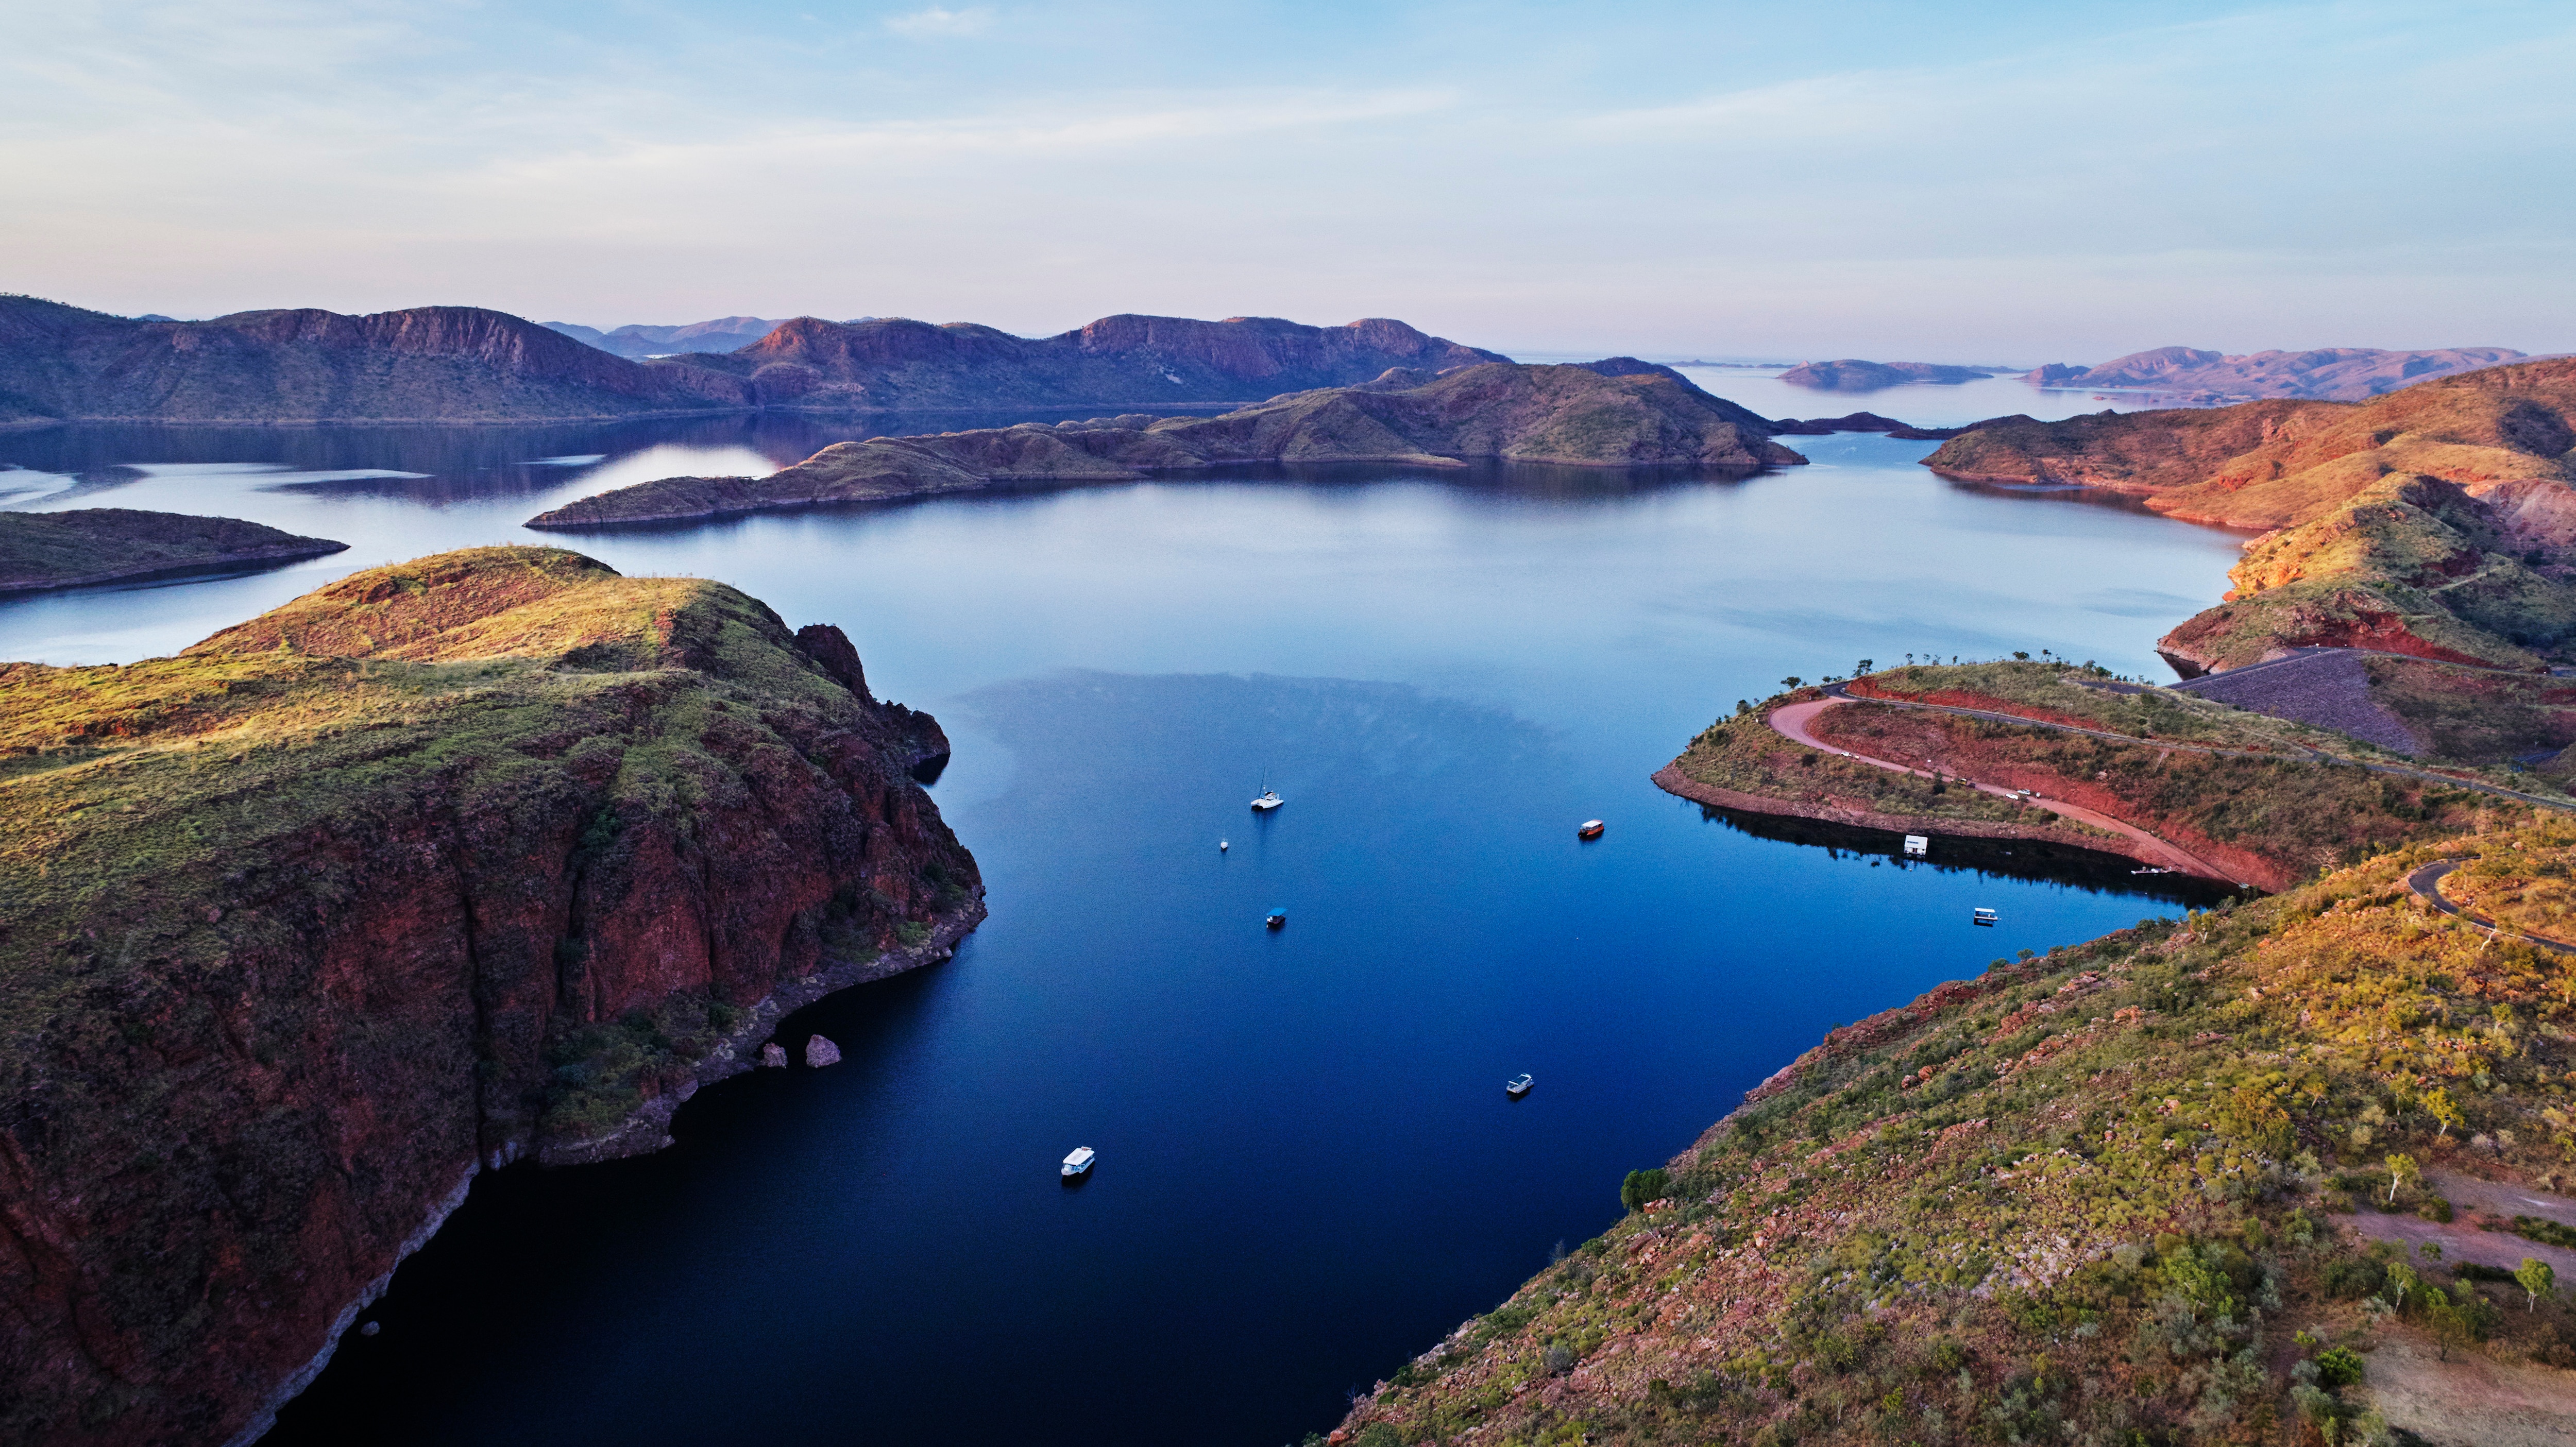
[1776,358,2002,389]
[1,507,348,594]
[525,362,1807,529]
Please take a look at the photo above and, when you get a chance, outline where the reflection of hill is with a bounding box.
[1691,802,2239,905]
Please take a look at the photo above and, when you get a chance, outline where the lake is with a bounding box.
[0,383,2240,1446]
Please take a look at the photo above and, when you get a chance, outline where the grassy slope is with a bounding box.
[1338,824,2576,1447]
[2158,474,2576,675]
[0,547,949,1135]
[0,508,346,592]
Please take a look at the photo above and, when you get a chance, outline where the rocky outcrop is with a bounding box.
[2024,344,2528,402]
[526,362,1808,529]
[1776,359,1997,390]
[0,509,346,594]
[0,296,752,425]
[0,547,981,1446]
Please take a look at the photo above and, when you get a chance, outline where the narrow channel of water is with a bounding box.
[1,411,2241,1445]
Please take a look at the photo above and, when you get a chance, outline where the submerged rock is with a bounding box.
[805,1034,843,1067]
[761,1043,788,1068]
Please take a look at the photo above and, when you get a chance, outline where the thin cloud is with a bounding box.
[885,6,994,39]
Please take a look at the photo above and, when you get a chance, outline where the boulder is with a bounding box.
[805,1034,842,1067]
[760,1043,787,1069]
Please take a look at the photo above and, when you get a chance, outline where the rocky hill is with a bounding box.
[682,311,1510,412]
[0,547,981,1446]
[1777,359,1997,390]
[2029,345,2529,402]
[1920,358,2576,532]
[0,508,346,593]
[1336,823,2576,1447]
[0,295,753,426]
[526,362,1805,529]
[2155,473,2576,677]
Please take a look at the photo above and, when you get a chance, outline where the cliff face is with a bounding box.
[1922,357,2576,532]
[526,362,1807,529]
[691,311,1513,412]
[0,296,752,425]
[0,509,347,594]
[0,548,981,1446]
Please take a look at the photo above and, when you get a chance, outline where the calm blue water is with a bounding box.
[0,409,2241,1446]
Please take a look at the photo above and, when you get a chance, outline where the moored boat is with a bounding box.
[1506,1074,1533,1097]
[1577,819,1604,839]
[1061,1146,1096,1178]
[1251,790,1283,811]
[1265,907,1287,929]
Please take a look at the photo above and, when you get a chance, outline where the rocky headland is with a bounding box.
[0,509,347,594]
[524,362,1805,529]
[0,547,981,1445]
[2027,345,2529,402]
[540,315,799,359]
[1776,359,2000,390]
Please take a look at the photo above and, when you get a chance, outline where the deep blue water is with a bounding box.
[0,411,2242,1445]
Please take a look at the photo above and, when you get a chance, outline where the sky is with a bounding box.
[3,0,2572,361]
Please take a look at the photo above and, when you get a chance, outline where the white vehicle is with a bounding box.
[1061,1146,1096,1178]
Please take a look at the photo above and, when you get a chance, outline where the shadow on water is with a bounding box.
[1692,803,2245,907]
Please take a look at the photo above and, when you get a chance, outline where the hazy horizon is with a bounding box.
[8,1,2572,361]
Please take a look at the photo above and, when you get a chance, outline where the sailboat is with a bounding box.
[1250,769,1283,811]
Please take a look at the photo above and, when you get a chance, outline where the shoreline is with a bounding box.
[1649,763,2201,877]
[229,893,987,1446]
[0,539,350,596]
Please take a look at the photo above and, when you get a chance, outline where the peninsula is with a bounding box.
[0,508,347,593]
[524,362,1805,529]
[0,547,982,1446]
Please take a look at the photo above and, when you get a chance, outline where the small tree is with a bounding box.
[1855,659,1874,676]
[2517,1257,2556,1311]
[1620,1167,1671,1213]
[2424,1288,2471,1361]
[2427,1088,2464,1138]
[2385,1260,2418,1310]
[1781,677,1804,691]
[2385,1152,2420,1203]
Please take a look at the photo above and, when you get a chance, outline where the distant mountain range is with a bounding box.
[2024,345,2526,401]
[0,296,1513,425]
[541,316,822,358]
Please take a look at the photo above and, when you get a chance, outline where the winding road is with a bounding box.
[2404,859,2576,955]
[1767,694,2245,884]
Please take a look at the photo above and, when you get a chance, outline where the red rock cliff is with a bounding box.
[0,548,981,1445]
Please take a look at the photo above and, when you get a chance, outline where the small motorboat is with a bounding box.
[1218,839,1229,852]
[1972,907,1999,927]
[1506,1074,1533,1098]
[1250,790,1283,811]
[1577,819,1605,840]
[1265,907,1287,930]
[1061,1146,1096,1178]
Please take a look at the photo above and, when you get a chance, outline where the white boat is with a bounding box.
[1506,1074,1533,1097]
[1061,1146,1096,1178]
[1972,907,1999,926]
[1578,819,1604,839]
[1250,790,1283,811]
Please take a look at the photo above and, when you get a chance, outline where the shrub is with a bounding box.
[2315,1346,2365,1387]
[2419,1196,2454,1222]
[1620,1168,1671,1212]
